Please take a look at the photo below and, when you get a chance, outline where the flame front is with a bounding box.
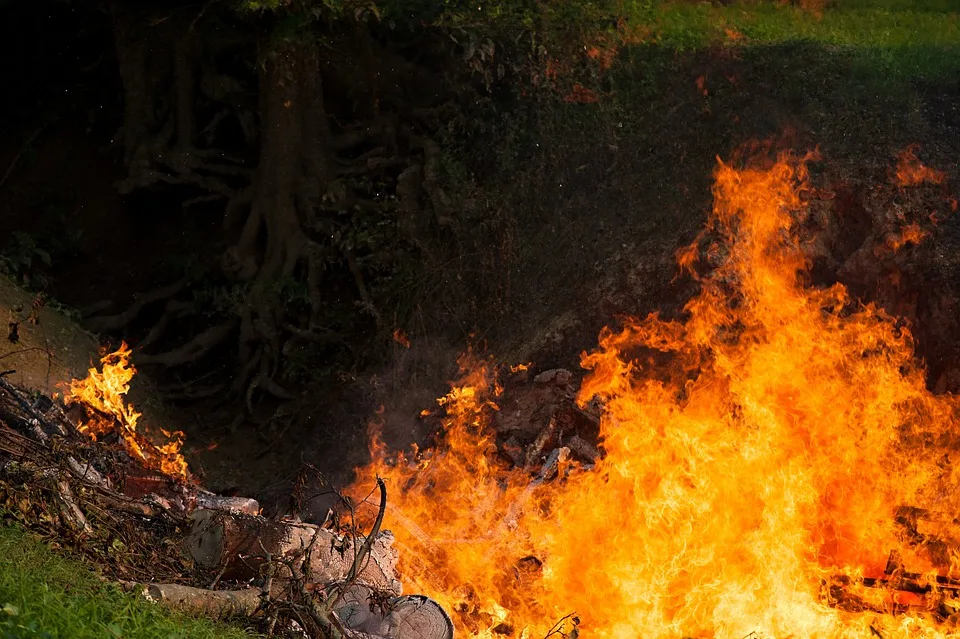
[353,152,960,638]
[65,342,188,480]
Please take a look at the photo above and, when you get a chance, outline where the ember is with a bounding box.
[895,144,945,187]
[352,152,960,638]
[64,342,188,480]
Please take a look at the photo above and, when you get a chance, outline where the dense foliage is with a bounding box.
[2,0,959,430]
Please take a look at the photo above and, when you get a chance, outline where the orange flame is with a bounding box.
[353,152,960,638]
[696,75,708,96]
[393,328,411,349]
[563,83,599,104]
[895,145,945,187]
[886,222,929,252]
[64,343,188,480]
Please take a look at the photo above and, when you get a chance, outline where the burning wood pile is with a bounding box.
[0,345,452,639]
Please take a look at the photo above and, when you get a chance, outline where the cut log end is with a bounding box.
[335,584,453,639]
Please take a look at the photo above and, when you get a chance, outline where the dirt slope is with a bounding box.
[0,277,99,395]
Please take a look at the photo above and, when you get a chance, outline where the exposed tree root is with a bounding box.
[103,5,464,423]
[84,279,188,333]
[139,300,195,349]
[137,320,236,368]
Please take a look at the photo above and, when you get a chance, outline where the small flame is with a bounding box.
[886,222,929,252]
[725,27,746,42]
[393,329,411,349]
[64,342,188,480]
[895,145,945,187]
[696,75,708,96]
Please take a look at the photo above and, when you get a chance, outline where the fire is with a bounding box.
[352,152,960,638]
[895,144,945,187]
[64,342,188,480]
[886,222,929,252]
[393,328,411,349]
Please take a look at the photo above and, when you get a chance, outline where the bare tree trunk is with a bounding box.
[110,0,167,168]
[173,25,198,150]
[225,37,333,395]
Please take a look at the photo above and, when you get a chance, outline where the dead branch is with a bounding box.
[0,375,67,438]
[565,435,599,465]
[140,582,263,619]
[97,493,156,517]
[65,455,108,487]
[524,416,558,468]
[544,613,579,638]
[0,421,46,458]
[194,489,260,515]
[340,477,387,599]
[38,467,94,535]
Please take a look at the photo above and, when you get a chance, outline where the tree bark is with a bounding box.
[110,0,166,168]
[231,38,331,284]
[173,23,199,150]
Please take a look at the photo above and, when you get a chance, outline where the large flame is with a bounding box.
[352,152,960,638]
[65,342,188,480]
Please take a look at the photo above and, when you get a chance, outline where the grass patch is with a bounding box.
[0,523,255,639]
[616,1,960,82]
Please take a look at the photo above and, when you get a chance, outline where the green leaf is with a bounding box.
[1,603,19,616]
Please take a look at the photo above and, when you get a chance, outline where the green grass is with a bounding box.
[0,524,255,639]
[617,1,960,81]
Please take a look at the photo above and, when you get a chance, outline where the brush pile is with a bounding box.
[0,371,451,639]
